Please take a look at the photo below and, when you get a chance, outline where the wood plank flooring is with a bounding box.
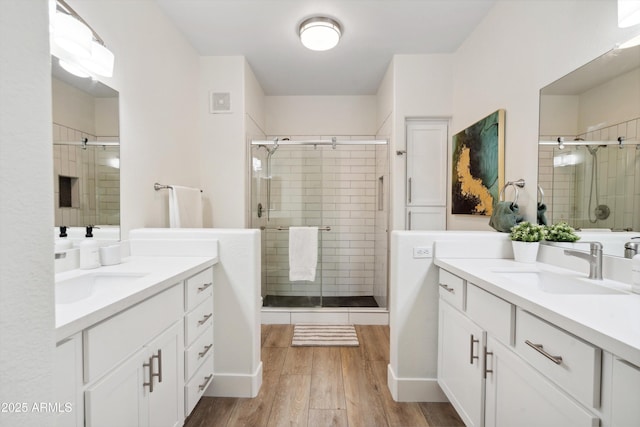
[184,325,465,427]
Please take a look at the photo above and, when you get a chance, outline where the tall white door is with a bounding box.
[405,119,448,230]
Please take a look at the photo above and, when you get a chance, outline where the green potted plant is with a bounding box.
[509,221,545,263]
[544,222,580,242]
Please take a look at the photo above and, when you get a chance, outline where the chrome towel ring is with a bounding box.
[499,179,526,205]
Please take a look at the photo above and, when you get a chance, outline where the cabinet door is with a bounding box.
[54,335,83,427]
[407,206,446,230]
[147,322,185,427]
[406,120,447,206]
[484,336,599,427]
[85,348,147,427]
[438,300,484,427]
[611,358,640,427]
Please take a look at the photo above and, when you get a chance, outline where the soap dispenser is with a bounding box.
[79,226,100,269]
[55,226,73,252]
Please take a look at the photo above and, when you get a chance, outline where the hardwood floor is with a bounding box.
[184,325,464,427]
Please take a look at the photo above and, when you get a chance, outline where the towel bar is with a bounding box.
[154,182,202,193]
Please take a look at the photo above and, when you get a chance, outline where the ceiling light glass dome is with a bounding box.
[299,17,342,51]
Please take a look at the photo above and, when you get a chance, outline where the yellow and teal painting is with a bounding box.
[451,109,505,215]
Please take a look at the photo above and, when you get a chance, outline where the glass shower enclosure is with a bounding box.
[250,138,389,309]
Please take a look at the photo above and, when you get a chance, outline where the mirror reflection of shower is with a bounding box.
[586,144,610,223]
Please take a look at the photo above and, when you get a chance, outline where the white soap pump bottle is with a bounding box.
[80,225,100,269]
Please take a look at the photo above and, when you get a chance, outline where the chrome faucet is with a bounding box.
[563,242,603,280]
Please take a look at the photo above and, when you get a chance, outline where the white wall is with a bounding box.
[70,0,201,236]
[199,56,247,228]
[0,1,55,426]
[52,78,96,135]
[449,0,639,231]
[389,54,454,231]
[265,95,377,136]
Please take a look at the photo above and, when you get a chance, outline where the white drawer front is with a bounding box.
[185,268,213,311]
[185,324,214,382]
[466,283,514,345]
[185,353,214,416]
[185,297,214,345]
[438,269,465,311]
[84,284,183,383]
[515,309,601,408]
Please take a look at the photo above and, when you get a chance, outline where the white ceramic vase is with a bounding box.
[512,241,540,263]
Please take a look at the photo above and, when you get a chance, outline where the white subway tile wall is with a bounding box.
[251,136,389,303]
[538,117,639,231]
[53,123,120,227]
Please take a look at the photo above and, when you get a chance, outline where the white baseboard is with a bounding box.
[387,364,448,402]
[206,362,263,398]
[261,308,389,325]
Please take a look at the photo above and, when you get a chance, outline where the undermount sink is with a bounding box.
[493,269,627,295]
[56,272,148,304]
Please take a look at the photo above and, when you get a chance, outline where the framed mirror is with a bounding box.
[538,45,640,237]
[52,55,120,238]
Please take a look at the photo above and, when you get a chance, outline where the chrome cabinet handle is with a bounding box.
[199,374,213,392]
[469,334,479,364]
[198,344,213,359]
[143,357,154,393]
[408,211,412,230]
[198,313,213,326]
[525,340,563,365]
[408,177,412,203]
[484,346,494,378]
[154,350,163,384]
[197,282,213,292]
[439,284,455,294]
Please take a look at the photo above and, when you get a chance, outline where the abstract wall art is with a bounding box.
[451,109,505,216]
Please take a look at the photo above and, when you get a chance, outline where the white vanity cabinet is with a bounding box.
[183,267,214,416]
[84,284,184,427]
[437,268,600,427]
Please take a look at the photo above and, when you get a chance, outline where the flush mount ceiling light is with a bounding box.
[618,0,640,28]
[299,16,342,51]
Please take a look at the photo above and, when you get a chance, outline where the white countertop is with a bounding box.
[434,257,640,367]
[55,255,217,341]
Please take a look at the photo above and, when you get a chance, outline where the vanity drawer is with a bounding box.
[515,308,601,408]
[185,353,214,416]
[466,283,514,345]
[185,324,214,381]
[438,269,465,311]
[185,267,214,311]
[84,284,183,383]
[185,298,214,345]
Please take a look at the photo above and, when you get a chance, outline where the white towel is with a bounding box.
[169,185,203,228]
[289,227,318,281]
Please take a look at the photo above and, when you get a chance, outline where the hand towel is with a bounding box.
[169,185,203,228]
[289,227,318,281]
[488,201,523,232]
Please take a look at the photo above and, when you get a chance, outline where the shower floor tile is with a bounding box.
[263,295,379,308]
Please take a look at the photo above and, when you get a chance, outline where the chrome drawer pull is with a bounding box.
[439,284,455,294]
[525,340,563,365]
[469,334,479,364]
[484,347,494,378]
[199,374,213,391]
[143,357,154,393]
[198,313,213,326]
[198,344,213,359]
[197,282,213,292]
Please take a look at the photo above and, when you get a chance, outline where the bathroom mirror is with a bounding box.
[538,44,640,241]
[52,55,120,236]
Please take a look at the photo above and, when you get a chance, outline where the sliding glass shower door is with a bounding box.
[251,139,389,309]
